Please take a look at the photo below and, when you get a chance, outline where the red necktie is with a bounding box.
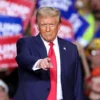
[47,42,57,100]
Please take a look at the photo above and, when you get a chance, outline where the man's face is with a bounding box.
[37,16,61,42]
[90,49,100,69]
[0,86,8,100]
[90,0,100,20]
[75,0,89,9]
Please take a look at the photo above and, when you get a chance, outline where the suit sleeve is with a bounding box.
[74,46,84,100]
[16,38,39,71]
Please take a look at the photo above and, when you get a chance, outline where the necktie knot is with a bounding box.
[49,42,54,47]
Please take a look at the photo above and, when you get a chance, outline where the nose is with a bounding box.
[46,25,50,32]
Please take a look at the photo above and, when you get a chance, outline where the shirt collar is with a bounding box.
[40,35,58,47]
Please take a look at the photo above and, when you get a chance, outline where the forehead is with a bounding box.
[76,0,89,2]
[91,0,100,3]
[38,16,58,23]
[90,0,100,7]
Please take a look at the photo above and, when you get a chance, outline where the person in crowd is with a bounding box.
[86,38,100,70]
[14,7,84,100]
[0,79,9,100]
[75,0,95,47]
[89,67,100,100]
[90,0,100,32]
[84,38,100,100]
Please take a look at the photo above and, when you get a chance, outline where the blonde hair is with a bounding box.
[36,7,61,23]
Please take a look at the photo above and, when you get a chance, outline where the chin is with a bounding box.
[45,38,54,42]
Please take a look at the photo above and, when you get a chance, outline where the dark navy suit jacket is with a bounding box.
[14,34,84,100]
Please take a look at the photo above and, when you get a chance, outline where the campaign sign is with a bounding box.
[71,0,75,5]
[30,16,74,42]
[36,0,74,10]
[0,15,23,37]
[0,36,22,68]
[36,0,89,40]
[60,6,89,40]
[30,16,39,36]
[94,28,100,38]
[58,18,74,42]
[0,0,35,30]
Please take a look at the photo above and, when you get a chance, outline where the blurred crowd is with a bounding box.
[0,0,100,100]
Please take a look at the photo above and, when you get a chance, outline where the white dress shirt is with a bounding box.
[32,37,63,100]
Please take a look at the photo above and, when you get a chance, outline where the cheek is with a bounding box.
[90,1,99,9]
[0,92,6,97]
[38,27,44,32]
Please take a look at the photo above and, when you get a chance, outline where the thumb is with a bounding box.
[47,57,51,62]
[47,58,53,68]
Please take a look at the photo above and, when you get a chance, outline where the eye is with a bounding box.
[50,24,54,27]
[41,24,47,27]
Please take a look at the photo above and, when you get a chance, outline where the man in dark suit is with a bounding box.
[14,7,84,100]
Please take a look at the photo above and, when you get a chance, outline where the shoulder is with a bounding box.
[17,36,33,42]
[58,37,77,49]
[17,35,36,44]
[58,37,79,56]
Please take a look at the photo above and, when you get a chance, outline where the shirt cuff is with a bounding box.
[32,59,42,71]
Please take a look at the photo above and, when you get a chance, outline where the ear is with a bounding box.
[36,24,39,30]
[58,23,61,30]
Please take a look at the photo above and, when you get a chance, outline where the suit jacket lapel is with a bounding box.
[35,34,47,58]
[58,37,69,83]
[34,34,50,79]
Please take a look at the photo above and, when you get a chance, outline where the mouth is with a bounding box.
[45,33,52,36]
[92,10,100,20]
[92,10,100,14]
